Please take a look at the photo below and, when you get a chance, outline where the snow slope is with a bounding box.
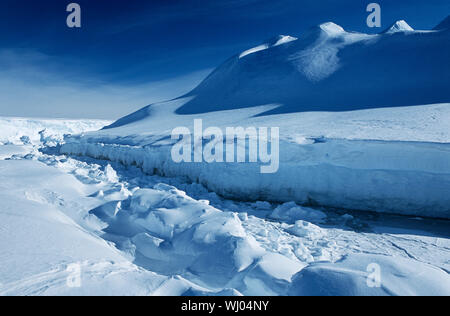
[1,118,450,295]
[60,18,450,219]
[172,20,449,115]
[61,100,450,219]
[0,159,178,296]
[433,15,450,30]
[0,117,109,146]
[289,253,450,296]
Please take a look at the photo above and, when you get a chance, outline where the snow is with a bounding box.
[174,20,449,115]
[270,202,327,223]
[317,22,346,35]
[0,145,30,159]
[59,20,450,219]
[2,18,450,296]
[1,118,449,295]
[0,117,109,146]
[239,35,297,58]
[433,15,450,30]
[383,20,414,33]
[286,221,326,239]
[61,101,450,219]
[0,159,180,296]
[289,253,450,296]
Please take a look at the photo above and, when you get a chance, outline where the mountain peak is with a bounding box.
[318,22,345,35]
[239,35,297,58]
[433,15,450,30]
[383,20,414,33]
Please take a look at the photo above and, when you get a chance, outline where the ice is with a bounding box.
[288,253,450,296]
[0,117,109,146]
[2,119,449,295]
[286,221,326,239]
[104,164,119,183]
[433,15,450,30]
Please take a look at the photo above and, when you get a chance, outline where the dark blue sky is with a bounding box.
[0,0,448,118]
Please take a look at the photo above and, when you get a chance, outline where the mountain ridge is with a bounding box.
[105,17,450,129]
[383,20,414,33]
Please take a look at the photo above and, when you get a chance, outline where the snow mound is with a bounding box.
[288,253,450,296]
[61,133,450,219]
[103,105,151,130]
[0,159,198,296]
[317,22,346,35]
[383,20,414,33]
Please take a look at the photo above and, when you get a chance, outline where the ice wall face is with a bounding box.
[175,21,450,115]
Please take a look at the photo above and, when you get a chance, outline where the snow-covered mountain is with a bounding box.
[170,19,449,116]
[3,18,450,296]
[383,20,414,33]
[62,18,450,219]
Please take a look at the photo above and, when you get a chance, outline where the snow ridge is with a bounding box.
[383,20,414,33]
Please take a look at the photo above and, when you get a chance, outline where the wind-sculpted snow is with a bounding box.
[383,20,414,33]
[4,17,450,296]
[433,15,450,30]
[98,19,450,128]
[74,19,450,219]
[2,118,450,295]
[289,253,450,296]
